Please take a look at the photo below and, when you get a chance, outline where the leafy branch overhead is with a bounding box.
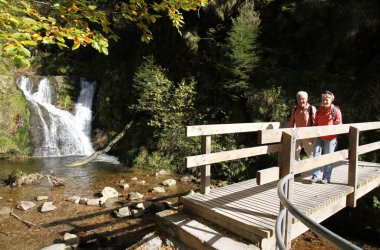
[0,0,209,67]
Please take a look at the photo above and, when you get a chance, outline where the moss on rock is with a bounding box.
[0,74,31,158]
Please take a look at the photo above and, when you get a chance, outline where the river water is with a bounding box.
[0,157,198,250]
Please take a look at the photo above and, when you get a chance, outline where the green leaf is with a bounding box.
[21,40,37,46]
[89,5,97,10]
[19,46,31,57]
[42,36,54,44]
[56,42,69,49]
[12,55,30,68]
[72,42,80,50]
[21,17,37,26]
[4,45,17,55]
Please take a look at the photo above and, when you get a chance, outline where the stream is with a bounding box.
[0,157,198,250]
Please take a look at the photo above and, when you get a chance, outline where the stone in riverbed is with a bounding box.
[128,192,143,201]
[158,169,170,175]
[66,196,80,204]
[119,183,129,189]
[152,187,165,193]
[162,179,176,186]
[86,197,107,206]
[101,187,119,199]
[41,201,57,212]
[114,207,131,218]
[17,201,36,211]
[36,195,49,201]
[131,209,144,217]
[63,232,79,247]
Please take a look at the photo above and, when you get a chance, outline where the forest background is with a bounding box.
[1,0,380,182]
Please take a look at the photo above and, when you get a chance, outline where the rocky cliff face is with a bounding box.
[0,74,31,158]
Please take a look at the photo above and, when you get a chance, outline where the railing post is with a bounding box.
[200,135,211,194]
[281,131,296,249]
[347,126,359,207]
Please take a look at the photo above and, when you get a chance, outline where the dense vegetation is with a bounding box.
[1,0,380,181]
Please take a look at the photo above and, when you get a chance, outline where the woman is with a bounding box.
[310,90,342,184]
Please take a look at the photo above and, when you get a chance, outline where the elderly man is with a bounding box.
[289,91,316,161]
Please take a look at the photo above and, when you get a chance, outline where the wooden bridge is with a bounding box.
[180,122,380,249]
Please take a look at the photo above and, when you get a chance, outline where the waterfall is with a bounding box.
[17,76,96,157]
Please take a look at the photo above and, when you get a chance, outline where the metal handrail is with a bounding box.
[275,174,362,250]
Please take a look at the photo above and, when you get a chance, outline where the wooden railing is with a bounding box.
[185,121,380,249]
[185,122,281,194]
[185,121,380,193]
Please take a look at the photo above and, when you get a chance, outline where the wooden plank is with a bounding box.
[181,198,271,242]
[200,135,211,194]
[358,142,380,155]
[194,186,281,213]
[258,121,380,144]
[293,150,349,174]
[186,193,279,228]
[186,144,282,168]
[256,166,280,185]
[186,192,279,225]
[347,126,359,207]
[186,122,281,137]
[181,196,273,238]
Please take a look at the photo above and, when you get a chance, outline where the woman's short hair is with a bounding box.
[322,90,334,101]
[297,91,308,99]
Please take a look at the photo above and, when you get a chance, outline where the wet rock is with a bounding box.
[114,207,131,218]
[128,192,143,201]
[152,187,165,193]
[131,209,144,217]
[104,197,118,208]
[40,243,68,250]
[63,232,79,247]
[120,183,129,189]
[158,169,170,175]
[163,201,175,209]
[131,177,138,181]
[135,203,145,210]
[79,197,88,204]
[180,176,191,182]
[101,187,119,199]
[41,202,57,212]
[67,196,80,204]
[162,179,176,187]
[17,201,36,211]
[86,198,103,206]
[0,206,11,215]
[37,196,49,201]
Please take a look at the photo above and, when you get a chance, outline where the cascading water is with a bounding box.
[17,76,96,157]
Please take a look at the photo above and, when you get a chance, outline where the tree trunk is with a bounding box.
[67,120,134,167]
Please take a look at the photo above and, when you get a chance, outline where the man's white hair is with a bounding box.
[297,91,308,99]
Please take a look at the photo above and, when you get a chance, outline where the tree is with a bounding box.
[223,3,261,100]
[0,0,209,67]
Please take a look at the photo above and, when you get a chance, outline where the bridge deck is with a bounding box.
[180,161,380,247]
